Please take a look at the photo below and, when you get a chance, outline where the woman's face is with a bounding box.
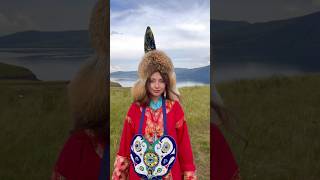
[148,72,166,100]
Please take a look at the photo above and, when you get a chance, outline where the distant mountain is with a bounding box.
[111,71,138,79]
[0,30,91,48]
[111,65,210,83]
[2,11,319,72]
[175,66,210,83]
[212,11,320,72]
[211,20,250,34]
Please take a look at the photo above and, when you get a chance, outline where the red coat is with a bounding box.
[113,100,197,179]
[52,129,105,180]
[211,123,240,180]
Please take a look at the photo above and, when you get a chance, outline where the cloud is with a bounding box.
[0,12,36,35]
[111,0,210,71]
[176,22,207,32]
[111,31,123,35]
[312,0,320,6]
[212,0,320,23]
[0,0,95,35]
[110,65,123,72]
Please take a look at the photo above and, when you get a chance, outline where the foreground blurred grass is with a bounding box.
[0,80,71,179]
[110,86,210,179]
[217,75,320,180]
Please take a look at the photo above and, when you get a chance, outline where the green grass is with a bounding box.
[110,86,210,179]
[2,73,320,179]
[0,80,71,179]
[217,75,320,180]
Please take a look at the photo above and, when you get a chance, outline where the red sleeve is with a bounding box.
[52,132,86,179]
[174,101,197,173]
[117,103,136,158]
[211,123,240,180]
[112,104,137,179]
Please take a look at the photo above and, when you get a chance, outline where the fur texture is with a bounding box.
[138,50,173,79]
[89,0,109,58]
[68,0,108,136]
[132,50,179,101]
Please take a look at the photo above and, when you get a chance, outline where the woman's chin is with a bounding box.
[151,93,162,98]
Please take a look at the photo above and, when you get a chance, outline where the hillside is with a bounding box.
[110,81,121,87]
[111,65,210,83]
[212,11,320,72]
[0,62,38,80]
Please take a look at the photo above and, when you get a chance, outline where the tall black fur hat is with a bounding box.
[132,26,179,101]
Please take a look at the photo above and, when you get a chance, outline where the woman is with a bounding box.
[112,27,197,179]
[51,0,109,179]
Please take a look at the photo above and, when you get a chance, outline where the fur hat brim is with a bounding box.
[132,50,179,101]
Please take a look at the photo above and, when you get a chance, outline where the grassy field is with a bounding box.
[217,75,320,180]
[110,86,210,179]
[1,74,320,179]
[0,80,71,179]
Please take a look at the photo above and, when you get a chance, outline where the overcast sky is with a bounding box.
[110,0,210,72]
[0,0,96,36]
[1,0,319,34]
[1,0,320,72]
[212,0,320,23]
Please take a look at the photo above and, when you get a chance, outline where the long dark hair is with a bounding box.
[211,91,248,151]
[68,56,108,140]
[68,0,108,140]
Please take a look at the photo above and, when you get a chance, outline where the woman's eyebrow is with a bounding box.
[151,77,160,80]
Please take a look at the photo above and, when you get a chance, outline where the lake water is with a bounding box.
[110,78,208,88]
[0,48,210,87]
[0,48,308,87]
[0,48,92,81]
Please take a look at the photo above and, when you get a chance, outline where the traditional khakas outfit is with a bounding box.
[112,27,197,179]
[211,123,240,180]
[52,130,106,180]
[211,85,241,180]
[113,100,197,179]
